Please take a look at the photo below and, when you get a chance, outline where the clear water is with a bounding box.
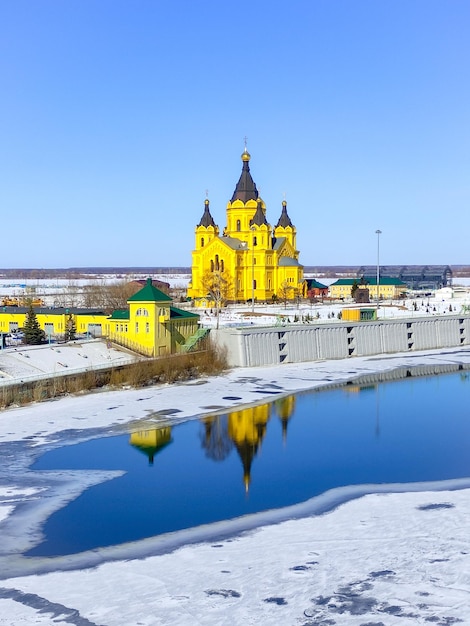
[29,372,470,556]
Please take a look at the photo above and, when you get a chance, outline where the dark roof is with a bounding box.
[230,149,259,203]
[250,199,268,226]
[169,306,199,319]
[108,307,198,321]
[278,257,301,267]
[219,236,249,250]
[128,277,172,302]
[130,278,170,291]
[306,279,328,290]
[275,200,294,228]
[108,309,130,320]
[358,265,452,278]
[0,306,106,315]
[272,237,286,251]
[197,199,217,228]
[331,277,406,286]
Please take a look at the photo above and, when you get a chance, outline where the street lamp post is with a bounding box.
[375,229,382,318]
[250,227,256,314]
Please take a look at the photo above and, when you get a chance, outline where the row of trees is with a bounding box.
[52,280,145,311]
[24,279,171,312]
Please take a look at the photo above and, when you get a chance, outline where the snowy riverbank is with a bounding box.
[1,347,469,624]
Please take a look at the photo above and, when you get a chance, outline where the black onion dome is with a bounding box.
[276,200,294,228]
[231,149,259,203]
[198,199,217,227]
[250,198,268,226]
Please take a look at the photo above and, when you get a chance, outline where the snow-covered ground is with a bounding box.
[0,345,470,624]
[0,339,138,385]
[198,297,469,328]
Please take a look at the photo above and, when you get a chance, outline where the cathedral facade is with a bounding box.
[187,149,305,304]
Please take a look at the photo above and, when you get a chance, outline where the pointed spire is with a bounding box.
[197,198,217,227]
[276,200,294,228]
[231,148,259,202]
[235,440,257,493]
[250,197,268,227]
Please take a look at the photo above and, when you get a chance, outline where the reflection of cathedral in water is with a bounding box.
[129,396,296,489]
[201,395,296,491]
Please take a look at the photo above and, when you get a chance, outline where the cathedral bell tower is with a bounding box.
[274,199,297,252]
[225,149,269,243]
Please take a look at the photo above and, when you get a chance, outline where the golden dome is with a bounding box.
[241,148,251,162]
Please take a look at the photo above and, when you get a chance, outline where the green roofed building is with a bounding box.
[306,279,329,298]
[0,278,201,357]
[329,276,407,300]
[106,278,200,357]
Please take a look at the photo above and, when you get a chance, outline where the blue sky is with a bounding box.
[1,1,469,269]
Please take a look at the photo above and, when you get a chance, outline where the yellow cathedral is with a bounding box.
[187,148,305,304]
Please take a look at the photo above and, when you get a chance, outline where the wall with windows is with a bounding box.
[0,308,109,340]
[0,300,199,357]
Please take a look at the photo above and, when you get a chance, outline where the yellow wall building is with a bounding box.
[0,279,200,357]
[0,307,107,340]
[105,278,200,357]
[187,149,305,304]
[329,277,407,301]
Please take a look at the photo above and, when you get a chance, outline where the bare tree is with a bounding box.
[102,281,138,312]
[53,279,82,308]
[201,270,234,329]
[59,280,139,312]
[82,280,109,309]
[278,280,293,309]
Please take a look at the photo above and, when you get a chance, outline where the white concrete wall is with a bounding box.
[212,315,470,367]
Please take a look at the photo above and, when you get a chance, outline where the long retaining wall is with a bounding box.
[212,315,470,367]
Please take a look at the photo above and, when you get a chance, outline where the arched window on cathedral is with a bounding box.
[210,259,214,272]
[236,219,241,231]
[253,236,257,247]
[136,308,149,317]
[201,237,204,247]
[215,254,220,271]
[220,259,224,272]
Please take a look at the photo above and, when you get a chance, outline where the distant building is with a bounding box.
[357,266,452,290]
[128,278,170,294]
[329,277,407,300]
[306,279,328,299]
